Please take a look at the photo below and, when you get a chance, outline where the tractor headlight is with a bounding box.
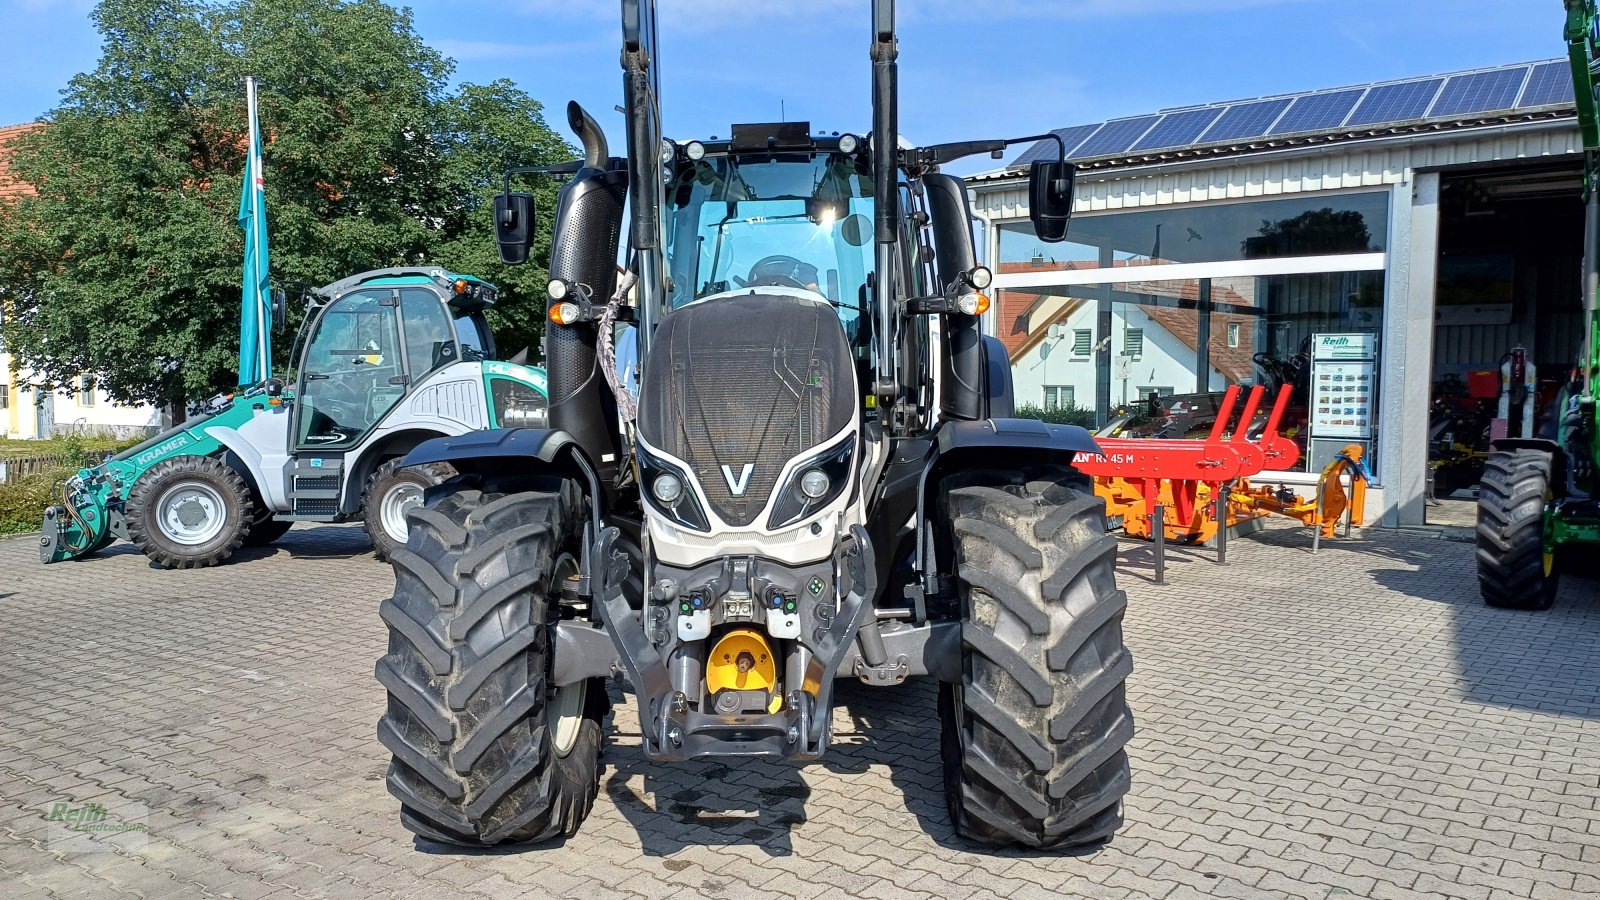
[799,468,830,499]
[637,445,709,532]
[838,133,859,154]
[685,141,706,161]
[652,472,683,504]
[767,436,855,530]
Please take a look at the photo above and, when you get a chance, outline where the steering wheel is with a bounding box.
[747,255,815,290]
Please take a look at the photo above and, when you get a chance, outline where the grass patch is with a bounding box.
[0,433,144,462]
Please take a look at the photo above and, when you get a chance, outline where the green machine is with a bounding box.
[40,267,549,568]
[1475,0,1600,608]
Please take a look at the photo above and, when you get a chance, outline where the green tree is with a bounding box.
[0,0,573,414]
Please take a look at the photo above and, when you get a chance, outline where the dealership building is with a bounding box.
[968,58,1586,527]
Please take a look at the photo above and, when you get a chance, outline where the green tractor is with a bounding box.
[1475,0,1600,608]
[41,267,549,568]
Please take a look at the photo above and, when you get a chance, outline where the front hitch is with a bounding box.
[590,524,879,762]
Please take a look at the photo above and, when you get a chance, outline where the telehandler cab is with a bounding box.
[41,268,549,568]
[375,0,1133,849]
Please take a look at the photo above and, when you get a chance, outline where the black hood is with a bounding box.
[637,292,856,527]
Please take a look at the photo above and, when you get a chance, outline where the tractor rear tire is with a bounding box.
[1476,448,1558,610]
[125,455,253,569]
[364,458,455,562]
[939,466,1133,850]
[375,474,606,846]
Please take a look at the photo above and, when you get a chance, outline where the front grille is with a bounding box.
[638,293,855,526]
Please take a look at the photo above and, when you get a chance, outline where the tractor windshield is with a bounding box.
[665,154,874,350]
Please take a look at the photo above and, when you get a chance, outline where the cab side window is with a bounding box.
[400,288,457,378]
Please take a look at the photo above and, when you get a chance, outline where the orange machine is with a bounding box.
[1230,444,1370,538]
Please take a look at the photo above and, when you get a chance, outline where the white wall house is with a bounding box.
[2,354,165,440]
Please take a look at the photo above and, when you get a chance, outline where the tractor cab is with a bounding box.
[293,269,497,449]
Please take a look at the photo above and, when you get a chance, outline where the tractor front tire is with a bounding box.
[376,475,606,846]
[125,455,253,569]
[939,466,1134,850]
[364,459,455,562]
[1476,448,1558,610]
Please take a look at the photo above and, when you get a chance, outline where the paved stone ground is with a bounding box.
[2,520,1598,900]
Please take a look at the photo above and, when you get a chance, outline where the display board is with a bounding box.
[1309,333,1377,441]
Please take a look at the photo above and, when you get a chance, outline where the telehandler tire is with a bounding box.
[938,466,1133,850]
[364,458,455,562]
[125,455,254,569]
[376,474,606,846]
[1476,448,1558,610]
[242,508,293,547]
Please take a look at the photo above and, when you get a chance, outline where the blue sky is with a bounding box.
[0,0,1562,170]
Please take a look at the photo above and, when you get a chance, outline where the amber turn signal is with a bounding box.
[549,301,580,325]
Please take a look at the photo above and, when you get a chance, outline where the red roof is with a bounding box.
[0,122,43,202]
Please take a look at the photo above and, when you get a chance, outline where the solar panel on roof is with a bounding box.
[1269,89,1364,135]
[1518,61,1573,107]
[1013,123,1101,166]
[1346,79,1443,126]
[1430,66,1530,117]
[1198,98,1293,143]
[1131,107,1225,152]
[1073,115,1159,158]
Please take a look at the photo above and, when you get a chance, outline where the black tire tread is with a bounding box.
[363,459,455,562]
[125,455,254,569]
[376,475,603,846]
[940,465,1133,850]
[1476,448,1558,610]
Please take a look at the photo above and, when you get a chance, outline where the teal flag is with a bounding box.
[237,77,271,385]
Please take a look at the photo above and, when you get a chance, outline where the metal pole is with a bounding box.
[1152,504,1166,585]
[1312,484,1323,554]
[1214,483,1229,566]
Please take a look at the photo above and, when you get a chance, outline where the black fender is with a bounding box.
[913,418,1105,600]
[1490,437,1569,498]
[402,427,606,525]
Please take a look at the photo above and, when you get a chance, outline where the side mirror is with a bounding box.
[1028,159,1075,243]
[270,288,288,333]
[494,192,536,265]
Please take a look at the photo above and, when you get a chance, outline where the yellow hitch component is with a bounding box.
[706,628,777,695]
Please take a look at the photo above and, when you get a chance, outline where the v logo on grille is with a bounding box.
[720,463,754,496]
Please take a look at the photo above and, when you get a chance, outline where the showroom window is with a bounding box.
[992,185,1391,477]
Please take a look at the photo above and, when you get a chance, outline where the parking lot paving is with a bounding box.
[2,520,1599,900]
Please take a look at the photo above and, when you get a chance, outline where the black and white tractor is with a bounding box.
[374,0,1133,849]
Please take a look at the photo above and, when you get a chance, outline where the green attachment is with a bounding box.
[38,390,266,563]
